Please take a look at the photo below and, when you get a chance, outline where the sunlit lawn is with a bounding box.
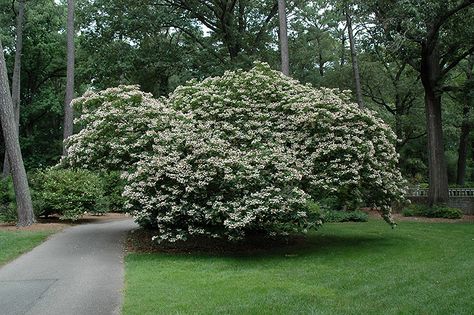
[123,219,474,315]
[0,230,55,265]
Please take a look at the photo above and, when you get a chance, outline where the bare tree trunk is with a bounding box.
[3,0,25,177]
[340,27,347,67]
[277,0,290,76]
[0,39,35,226]
[62,0,75,156]
[315,36,324,76]
[421,45,449,204]
[345,8,364,108]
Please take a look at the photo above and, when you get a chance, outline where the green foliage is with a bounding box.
[0,204,18,223]
[424,205,463,219]
[0,177,42,223]
[323,210,369,223]
[402,203,463,219]
[29,169,108,220]
[100,171,127,212]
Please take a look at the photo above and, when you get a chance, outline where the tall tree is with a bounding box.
[278,0,290,75]
[345,4,364,108]
[0,39,35,226]
[63,0,74,155]
[161,0,282,63]
[373,0,474,204]
[3,0,25,177]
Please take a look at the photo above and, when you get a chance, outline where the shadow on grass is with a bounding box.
[127,226,408,260]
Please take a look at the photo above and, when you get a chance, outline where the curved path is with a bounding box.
[0,218,137,315]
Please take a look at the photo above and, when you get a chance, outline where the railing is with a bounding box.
[407,187,474,197]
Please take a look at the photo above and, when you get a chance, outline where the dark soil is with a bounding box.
[126,228,309,256]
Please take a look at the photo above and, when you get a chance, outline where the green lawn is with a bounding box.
[0,230,56,265]
[123,220,474,315]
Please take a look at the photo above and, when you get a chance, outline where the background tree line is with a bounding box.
[0,0,473,207]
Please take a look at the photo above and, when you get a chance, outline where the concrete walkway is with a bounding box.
[0,218,137,315]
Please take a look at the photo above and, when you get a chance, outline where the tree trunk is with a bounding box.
[421,44,449,204]
[345,8,364,108]
[3,0,25,177]
[340,29,346,67]
[62,0,75,156]
[277,0,290,76]
[394,109,403,152]
[316,36,324,76]
[0,39,35,226]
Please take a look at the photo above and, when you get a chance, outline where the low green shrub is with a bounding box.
[323,210,369,223]
[402,204,462,219]
[401,203,427,217]
[30,168,108,220]
[429,205,463,219]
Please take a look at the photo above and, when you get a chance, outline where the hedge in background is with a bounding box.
[402,204,462,219]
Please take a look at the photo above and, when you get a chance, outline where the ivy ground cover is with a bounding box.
[123,219,474,315]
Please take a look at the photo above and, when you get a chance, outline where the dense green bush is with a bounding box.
[30,169,108,220]
[402,204,463,219]
[323,210,369,223]
[428,206,463,219]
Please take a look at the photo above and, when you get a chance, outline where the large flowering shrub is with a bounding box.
[65,63,405,243]
[121,63,405,242]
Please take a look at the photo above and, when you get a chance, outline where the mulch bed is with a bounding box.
[128,212,474,255]
[126,228,309,256]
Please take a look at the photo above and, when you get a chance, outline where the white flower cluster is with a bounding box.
[62,85,177,171]
[64,63,405,243]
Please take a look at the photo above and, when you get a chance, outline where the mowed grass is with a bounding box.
[0,230,55,265]
[123,220,474,315]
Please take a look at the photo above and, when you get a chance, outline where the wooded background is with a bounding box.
[0,0,473,205]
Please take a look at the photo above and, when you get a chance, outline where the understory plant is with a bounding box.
[402,203,462,219]
[65,63,406,242]
[30,168,108,220]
